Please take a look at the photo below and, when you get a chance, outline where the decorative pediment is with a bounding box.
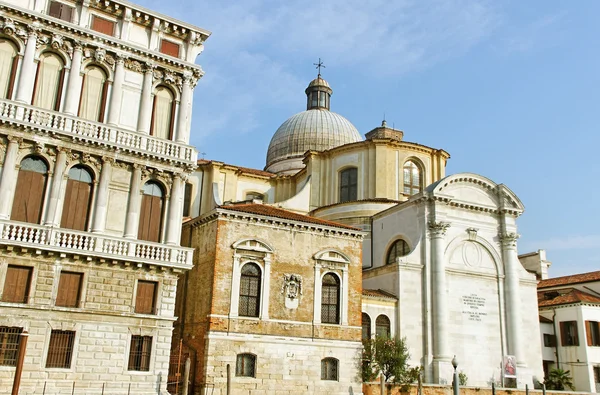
[314,249,350,264]
[232,239,273,253]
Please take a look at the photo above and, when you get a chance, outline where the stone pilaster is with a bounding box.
[15,26,39,104]
[0,136,22,219]
[63,42,83,115]
[107,54,126,125]
[137,63,155,134]
[124,164,143,238]
[165,173,183,245]
[91,157,114,233]
[175,73,193,143]
[43,147,69,226]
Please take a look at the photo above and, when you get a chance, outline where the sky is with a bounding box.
[138,0,599,278]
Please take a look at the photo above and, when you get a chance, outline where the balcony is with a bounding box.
[0,220,193,270]
[0,99,197,166]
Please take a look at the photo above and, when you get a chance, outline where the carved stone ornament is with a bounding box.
[51,34,64,50]
[282,274,302,300]
[35,33,50,48]
[125,59,142,72]
[0,17,16,36]
[500,232,520,248]
[94,48,106,63]
[466,227,478,241]
[428,220,450,237]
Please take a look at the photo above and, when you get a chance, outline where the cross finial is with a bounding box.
[314,58,325,77]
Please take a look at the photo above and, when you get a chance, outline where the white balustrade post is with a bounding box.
[0,136,22,219]
[429,220,451,383]
[137,63,155,134]
[107,54,126,125]
[501,232,526,366]
[91,157,113,233]
[43,148,69,226]
[175,73,193,143]
[124,164,143,239]
[165,174,183,245]
[63,43,83,115]
[15,26,39,104]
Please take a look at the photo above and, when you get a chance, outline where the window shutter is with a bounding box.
[49,1,62,18]
[135,281,157,314]
[91,16,115,36]
[147,196,162,242]
[160,40,180,57]
[586,321,593,346]
[560,321,567,346]
[60,4,73,22]
[2,266,31,303]
[56,272,82,307]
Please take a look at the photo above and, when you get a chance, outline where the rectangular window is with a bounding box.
[543,333,556,347]
[182,183,193,217]
[56,272,83,308]
[0,327,22,367]
[560,321,579,346]
[235,353,256,377]
[160,40,180,58]
[595,366,600,384]
[91,15,116,36]
[46,330,75,369]
[48,1,74,22]
[586,321,600,346]
[2,265,32,303]
[135,280,157,315]
[128,335,152,371]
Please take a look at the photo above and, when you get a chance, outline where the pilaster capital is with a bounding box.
[143,62,156,75]
[101,156,115,165]
[500,232,520,248]
[27,24,41,38]
[115,52,127,65]
[56,146,71,155]
[132,163,145,171]
[6,135,23,145]
[428,221,450,237]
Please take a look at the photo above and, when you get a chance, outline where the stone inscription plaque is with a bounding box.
[462,294,488,322]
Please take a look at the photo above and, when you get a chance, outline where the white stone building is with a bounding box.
[537,270,600,392]
[0,0,209,393]
[178,75,545,392]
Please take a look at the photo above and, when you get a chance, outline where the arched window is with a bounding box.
[60,166,93,231]
[362,313,371,340]
[245,192,264,201]
[33,53,65,111]
[0,40,19,99]
[321,273,340,324]
[403,160,421,196]
[386,239,410,265]
[339,167,357,203]
[78,67,108,122]
[138,182,164,242]
[376,315,391,338]
[239,263,261,317]
[321,358,339,381]
[11,157,48,224]
[236,353,256,377]
[151,87,175,140]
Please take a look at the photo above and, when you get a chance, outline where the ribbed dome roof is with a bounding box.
[266,109,362,168]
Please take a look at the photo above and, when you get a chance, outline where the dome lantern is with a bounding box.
[305,75,333,110]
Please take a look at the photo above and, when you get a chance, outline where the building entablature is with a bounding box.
[0,2,209,72]
[0,219,193,270]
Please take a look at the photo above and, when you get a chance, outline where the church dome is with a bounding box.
[265,75,362,174]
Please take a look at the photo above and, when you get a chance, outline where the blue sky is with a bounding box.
[139,0,599,278]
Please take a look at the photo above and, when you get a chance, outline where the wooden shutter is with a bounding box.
[11,170,46,224]
[138,195,162,242]
[183,183,192,217]
[60,180,92,231]
[560,322,567,345]
[586,321,593,346]
[49,2,73,22]
[2,266,32,303]
[91,16,115,36]
[56,272,82,307]
[160,40,180,57]
[135,281,157,314]
[48,1,62,18]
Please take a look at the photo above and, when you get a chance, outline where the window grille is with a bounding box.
[339,168,357,203]
[128,336,152,371]
[321,273,340,324]
[0,327,22,366]
[46,330,75,368]
[386,239,410,265]
[239,263,261,317]
[321,358,339,381]
[236,353,256,377]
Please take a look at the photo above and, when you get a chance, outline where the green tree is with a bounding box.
[544,368,575,391]
[363,336,419,385]
[362,338,379,382]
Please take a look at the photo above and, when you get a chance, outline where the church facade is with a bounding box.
[179,74,545,393]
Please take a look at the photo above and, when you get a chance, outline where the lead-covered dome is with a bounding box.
[265,76,362,174]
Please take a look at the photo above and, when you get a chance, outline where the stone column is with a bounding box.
[91,157,113,233]
[175,73,192,143]
[229,253,241,318]
[341,267,349,325]
[261,256,271,320]
[429,220,451,383]
[107,54,126,125]
[43,148,69,226]
[124,164,143,238]
[137,63,155,134]
[501,232,525,365]
[313,263,321,324]
[63,43,83,115]
[0,137,22,219]
[165,174,183,245]
[15,27,39,104]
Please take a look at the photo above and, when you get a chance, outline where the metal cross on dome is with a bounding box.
[314,58,325,77]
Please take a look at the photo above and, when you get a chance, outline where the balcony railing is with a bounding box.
[0,99,196,165]
[0,220,193,270]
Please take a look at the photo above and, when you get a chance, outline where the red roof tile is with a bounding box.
[362,289,398,299]
[538,270,600,289]
[538,288,600,308]
[220,203,361,231]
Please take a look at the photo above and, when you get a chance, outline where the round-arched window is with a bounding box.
[386,239,410,265]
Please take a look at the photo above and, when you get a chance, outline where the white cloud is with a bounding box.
[523,234,600,251]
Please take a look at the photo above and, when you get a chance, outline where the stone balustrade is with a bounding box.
[0,99,197,165]
[0,220,193,269]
